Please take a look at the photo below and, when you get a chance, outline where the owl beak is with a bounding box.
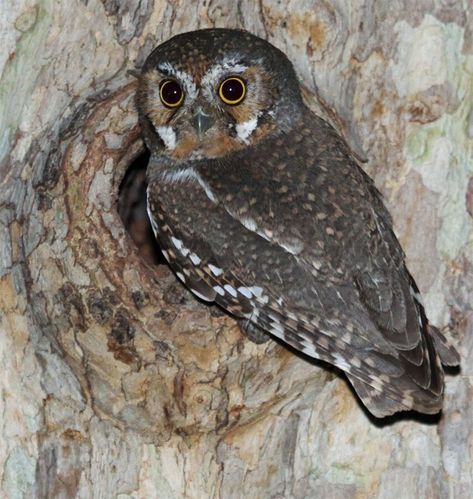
[191,108,213,136]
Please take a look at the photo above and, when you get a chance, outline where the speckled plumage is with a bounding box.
[137,28,459,418]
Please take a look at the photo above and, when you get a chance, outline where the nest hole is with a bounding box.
[118,148,166,265]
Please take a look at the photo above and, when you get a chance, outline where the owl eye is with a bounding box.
[218,76,246,105]
[159,79,184,108]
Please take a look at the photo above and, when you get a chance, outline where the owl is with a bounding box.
[137,28,459,418]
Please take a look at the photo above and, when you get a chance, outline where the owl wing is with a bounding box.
[147,180,458,417]
[358,176,459,364]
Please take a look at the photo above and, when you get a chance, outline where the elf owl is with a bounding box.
[137,28,459,418]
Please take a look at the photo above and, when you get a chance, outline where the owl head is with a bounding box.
[137,29,304,162]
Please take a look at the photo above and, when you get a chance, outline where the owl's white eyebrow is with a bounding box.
[201,60,248,88]
[157,62,197,99]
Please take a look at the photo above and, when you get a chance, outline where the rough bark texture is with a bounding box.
[0,1,471,498]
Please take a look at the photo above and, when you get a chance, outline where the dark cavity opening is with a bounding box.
[118,149,166,265]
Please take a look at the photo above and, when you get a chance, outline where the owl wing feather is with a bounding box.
[359,175,459,366]
[140,28,458,418]
[147,175,457,417]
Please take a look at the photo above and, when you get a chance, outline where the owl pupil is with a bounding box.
[160,80,183,107]
[220,78,245,104]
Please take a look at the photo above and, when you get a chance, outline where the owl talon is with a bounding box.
[238,319,270,344]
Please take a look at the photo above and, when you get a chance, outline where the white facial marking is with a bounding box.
[208,264,223,276]
[223,284,238,298]
[235,116,258,144]
[156,126,177,150]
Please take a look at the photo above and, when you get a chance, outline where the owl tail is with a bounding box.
[347,326,459,418]
[428,325,460,367]
[346,373,414,418]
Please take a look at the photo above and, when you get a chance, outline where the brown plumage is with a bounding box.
[137,28,459,418]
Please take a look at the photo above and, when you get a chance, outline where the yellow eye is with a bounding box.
[159,79,184,108]
[218,76,246,105]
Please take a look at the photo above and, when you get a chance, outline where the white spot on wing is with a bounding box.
[161,250,170,263]
[208,264,223,276]
[280,239,303,256]
[268,314,284,335]
[248,286,264,297]
[333,353,351,371]
[301,344,318,357]
[176,271,185,283]
[224,284,237,297]
[194,173,217,203]
[170,236,190,257]
[171,237,184,251]
[160,167,217,204]
[146,193,160,237]
[160,167,195,184]
[189,253,201,265]
[250,286,269,304]
[238,287,253,299]
[240,216,258,232]
[148,211,159,236]
[190,287,213,302]
[409,284,424,306]
[237,216,272,243]
[213,285,225,296]
[351,356,361,368]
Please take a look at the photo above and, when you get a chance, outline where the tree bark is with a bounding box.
[0,1,471,497]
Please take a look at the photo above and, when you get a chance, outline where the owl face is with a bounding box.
[137,29,304,162]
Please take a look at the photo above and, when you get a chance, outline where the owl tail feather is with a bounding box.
[346,373,441,418]
[428,325,461,367]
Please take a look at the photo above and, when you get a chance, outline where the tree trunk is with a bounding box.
[1,1,471,497]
